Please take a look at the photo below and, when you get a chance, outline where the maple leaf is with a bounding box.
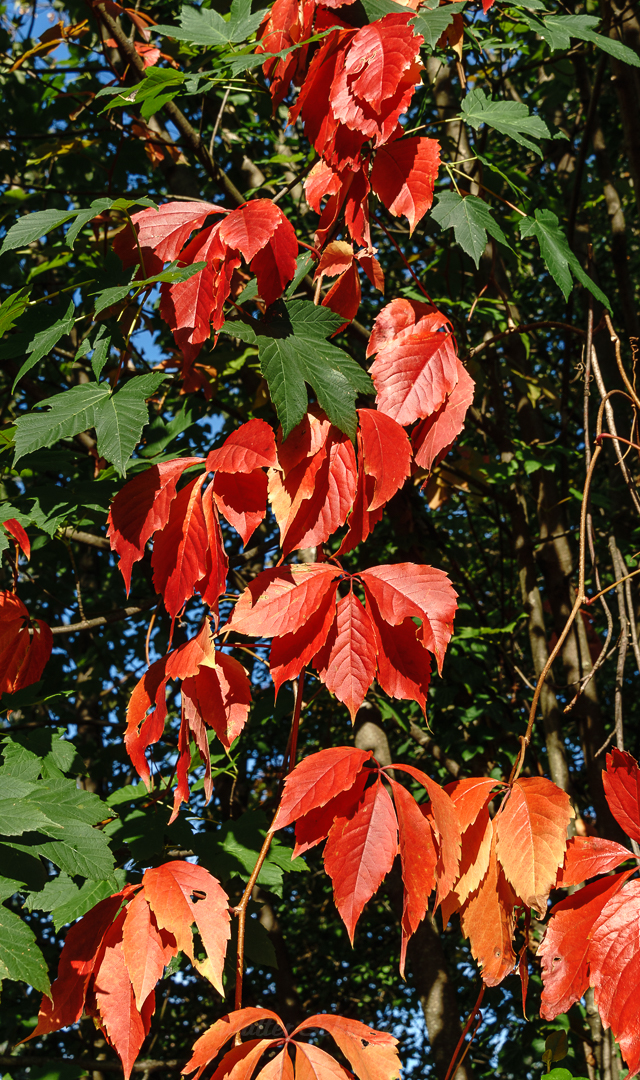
[273,746,460,951]
[28,864,230,1079]
[183,1007,401,1080]
[367,299,460,426]
[107,420,277,617]
[370,137,440,233]
[0,590,53,697]
[412,360,475,473]
[225,559,457,714]
[124,620,251,818]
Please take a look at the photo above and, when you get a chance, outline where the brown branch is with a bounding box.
[49,596,157,635]
[464,322,586,362]
[58,528,110,551]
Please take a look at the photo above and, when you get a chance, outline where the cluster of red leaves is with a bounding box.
[107,418,277,623]
[28,862,230,1080]
[273,746,461,969]
[0,589,52,697]
[540,749,640,1077]
[274,749,575,983]
[124,619,251,820]
[183,1006,401,1080]
[226,558,456,719]
[114,199,297,365]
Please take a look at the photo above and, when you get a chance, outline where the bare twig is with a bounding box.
[48,597,158,635]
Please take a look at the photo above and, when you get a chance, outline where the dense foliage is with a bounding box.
[1,0,640,1078]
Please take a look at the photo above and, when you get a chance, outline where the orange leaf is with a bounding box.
[495,777,573,913]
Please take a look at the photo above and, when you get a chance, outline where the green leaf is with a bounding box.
[361,0,415,21]
[90,327,111,381]
[8,826,116,881]
[65,198,113,248]
[519,209,611,309]
[13,383,110,465]
[11,300,75,391]
[155,0,268,46]
[93,372,167,475]
[520,12,640,66]
[410,2,467,50]
[431,192,512,267]
[461,88,551,155]
[26,871,125,931]
[0,901,50,995]
[27,778,114,828]
[0,800,59,837]
[0,209,77,256]
[223,300,372,439]
[0,288,31,335]
[285,252,315,297]
[1,739,42,781]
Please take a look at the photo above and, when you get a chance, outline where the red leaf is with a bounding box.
[250,212,299,306]
[324,776,398,942]
[142,862,230,994]
[0,593,52,697]
[93,936,155,1080]
[369,614,431,714]
[257,1049,295,1080]
[451,805,493,907]
[539,870,634,1019]
[495,777,573,914]
[275,746,373,830]
[557,835,632,887]
[603,747,640,842]
[219,200,286,262]
[315,241,355,279]
[335,462,383,556]
[159,223,239,362]
[124,660,169,786]
[184,1008,287,1080]
[412,360,475,472]
[206,420,277,474]
[293,1014,401,1080]
[293,770,370,857]
[588,879,640,1076]
[151,474,209,622]
[269,578,340,695]
[197,483,228,616]
[393,764,461,903]
[28,891,129,1039]
[330,16,424,146]
[370,137,440,233]
[107,458,202,593]
[213,469,269,546]
[269,410,357,555]
[388,777,437,974]
[187,651,252,750]
[359,562,457,674]
[357,409,411,512]
[444,777,500,831]
[288,30,356,163]
[322,260,361,327]
[295,1043,354,1080]
[313,591,378,721]
[367,300,459,426]
[257,0,315,107]
[226,564,342,639]
[113,201,222,273]
[122,890,177,1010]
[459,830,519,986]
[2,518,30,559]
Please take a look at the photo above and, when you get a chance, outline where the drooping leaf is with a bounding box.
[11,300,75,391]
[313,591,378,721]
[412,360,475,472]
[602,747,640,842]
[93,373,166,476]
[519,210,610,308]
[459,830,519,986]
[557,835,632,887]
[370,137,440,233]
[0,900,50,995]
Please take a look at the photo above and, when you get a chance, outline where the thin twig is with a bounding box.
[609,537,630,752]
[47,597,158,635]
[208,86,230,159]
